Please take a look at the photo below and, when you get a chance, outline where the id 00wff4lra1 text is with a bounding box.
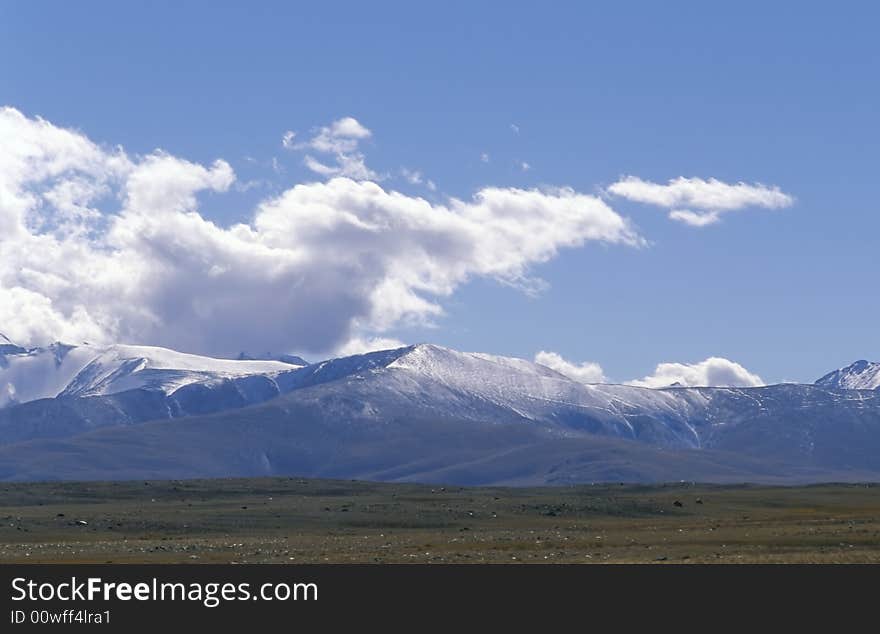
[11,609,110,625]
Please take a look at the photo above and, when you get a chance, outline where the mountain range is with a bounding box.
[1,333,879,484]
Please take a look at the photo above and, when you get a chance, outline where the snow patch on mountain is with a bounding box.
[816,360,880,390]
[389,344,567,381]
[380,344,703,445]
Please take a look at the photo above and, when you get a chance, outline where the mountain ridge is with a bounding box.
[2,340,880,484]
[0,341,301,408]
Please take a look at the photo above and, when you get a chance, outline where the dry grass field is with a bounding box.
[2,478,879,563]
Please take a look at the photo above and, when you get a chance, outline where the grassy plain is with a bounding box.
[1,478,879,563]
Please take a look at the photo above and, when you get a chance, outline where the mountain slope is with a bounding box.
[0,342,880,484]
[0,342,307,444]
[3,343,880,483]
[0,341,300,408]
[1,375,878,485]
[285,344,704,446]
[816,360,880,390]
[0,368,309,445]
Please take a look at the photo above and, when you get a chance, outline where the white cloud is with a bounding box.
[123,153,234,215]
[520,162,531,172]
[480,152,490,163]
[235,178,269,193]
[534,351,606,383]
[400,167,423,185]
[667,209,722,227]
[293,116,380,181]
[302,155,340,177]
[325,116,370,142]
[281,130,296,149]
[628,357,764,388]
[303,152,378,180]
[399,168,437,192]
[302,116,371,154]
[510,124,520,134]
[334,336,407,357]
[607,176,794,227]
[0,107,643,358]
[0,106,131,238]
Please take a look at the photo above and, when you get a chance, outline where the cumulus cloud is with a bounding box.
[534,349,764,388]
[628,357,764,388]
[0,106,131,238]
[534,351,606,383]
[480,153,490,163]
[0,107,643,358]
[607,176,794,226]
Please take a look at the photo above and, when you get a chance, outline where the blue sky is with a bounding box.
[1,1,877,385]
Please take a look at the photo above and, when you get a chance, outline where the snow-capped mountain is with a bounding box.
[277,344,880,457]
[815,360,880,390]
[0,340,300,408]
[288,344,703,446]
[2,341,880,484]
